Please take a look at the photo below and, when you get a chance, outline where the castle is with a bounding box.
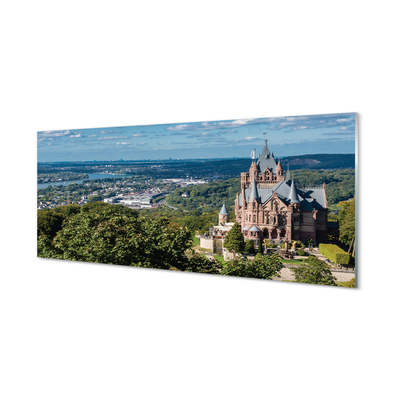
[234,133,328,245]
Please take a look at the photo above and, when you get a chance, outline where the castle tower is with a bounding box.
[256,133,277,173]
[289,178,300,206]
[249,176,260,203]
[218,202,230,225]
[276,160,284,181]
[285,163,291,183]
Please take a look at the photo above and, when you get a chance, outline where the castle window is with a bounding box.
[253,215,256,223]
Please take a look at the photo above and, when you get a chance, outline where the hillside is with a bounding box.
[279,154,355,170]
[38,154,355,182]
[166,169,355,213]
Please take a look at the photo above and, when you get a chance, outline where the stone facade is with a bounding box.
[234,136,328,245]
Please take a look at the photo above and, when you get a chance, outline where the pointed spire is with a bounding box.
[219,202,229,215]
[285,163,291,182]
[289,178,300,203]
[249,176,260,203]
[257,132,277,173]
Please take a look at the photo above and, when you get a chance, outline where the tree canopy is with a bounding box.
[221,254,283,280]
[291,256,337,286]
[338,198,355,246]
[223,222,245,254]
[38,203,193,270]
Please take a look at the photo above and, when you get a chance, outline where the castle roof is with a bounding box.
[249,176,260,203]
[219,202,229,215]
[256,139,277,173]
[289,179,300,204]
[285,164,291,182]
[238,180,326,210]
[249,225,261,232]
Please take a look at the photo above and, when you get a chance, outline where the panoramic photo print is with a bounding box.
[37,113,357,287]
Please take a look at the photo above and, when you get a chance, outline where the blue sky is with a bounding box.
[37,112,356,162]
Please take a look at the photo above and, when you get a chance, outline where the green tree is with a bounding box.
[188,255,221,274]
[37,210,65,239]
[306,236,314,248]
[221,254,283,280]
[339,278,356,288]
[88,194,104,203]
[81,201,138,217]
[257,240,264,255]
[52,204,81,217]
[291,256,337,286]
[223,222,245,255]
[38,207,193,271]
[338,198,355,246]
[244,239,255,254]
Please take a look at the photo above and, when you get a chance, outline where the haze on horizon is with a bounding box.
[37,113,356,162]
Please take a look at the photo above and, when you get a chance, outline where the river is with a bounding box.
[37,173,132,189]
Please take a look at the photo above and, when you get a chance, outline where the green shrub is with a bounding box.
[291,255,337,286]
[244,239,255,254]
[319,243,350,265]
[338,278,356,288]
[296,249,308,256]
[221,254,283,280]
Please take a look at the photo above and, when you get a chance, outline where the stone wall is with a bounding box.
[200,236,214,251]
[223,248,236,261]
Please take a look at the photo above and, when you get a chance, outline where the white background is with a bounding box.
[1,1,399,399]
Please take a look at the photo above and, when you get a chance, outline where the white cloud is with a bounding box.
[70,133,81,138]
[166,124,189,131]
[231,118,255,125]
[37,130,71,139]
[132,134,148,137]
[98,136,128,140]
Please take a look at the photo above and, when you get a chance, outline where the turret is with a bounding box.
[249,176,260,203]
[218,202,230,225]
[289,179,300,204]
[285,164,291,183]
[276,160,283,180]
[249,160,259,181]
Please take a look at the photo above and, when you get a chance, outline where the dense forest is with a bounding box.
[166,169,355,213]
[37,202,284,280]
[37,201,352,284]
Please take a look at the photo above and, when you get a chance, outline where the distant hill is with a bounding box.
[278,154,355,170]
[191,153,355,180]
[38,154,355,182]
